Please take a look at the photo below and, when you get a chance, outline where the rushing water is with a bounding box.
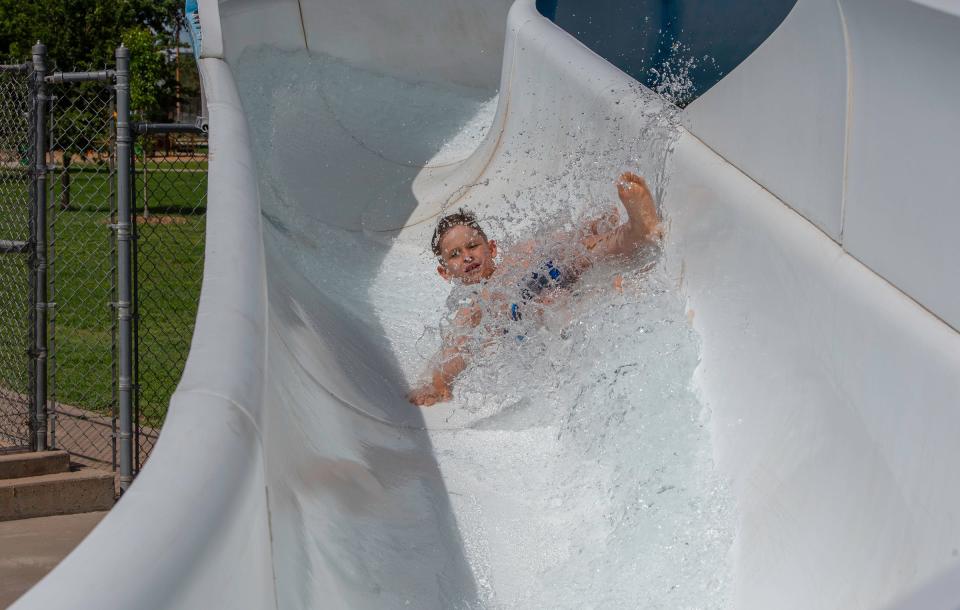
[237,48,733,609]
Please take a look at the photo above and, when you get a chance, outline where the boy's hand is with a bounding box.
[586,209,620,236]
[407,381,452,407]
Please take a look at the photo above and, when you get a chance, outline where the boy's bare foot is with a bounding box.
[617,172,662,240]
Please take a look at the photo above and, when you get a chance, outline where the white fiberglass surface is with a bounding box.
[237,49,733,608]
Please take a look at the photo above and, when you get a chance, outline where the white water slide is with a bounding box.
[13,0,960,608]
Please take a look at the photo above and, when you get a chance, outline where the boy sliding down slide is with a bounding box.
[408,172,662,406]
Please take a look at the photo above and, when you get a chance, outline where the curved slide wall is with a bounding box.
[684,0,960,331]
[13,0,960,609]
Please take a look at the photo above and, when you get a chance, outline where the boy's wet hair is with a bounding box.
[431,209,487,259]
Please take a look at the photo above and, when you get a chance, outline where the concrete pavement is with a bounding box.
[0,511,106,608]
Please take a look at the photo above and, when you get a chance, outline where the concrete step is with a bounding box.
[0,450,70,480]
[0,468,114,521]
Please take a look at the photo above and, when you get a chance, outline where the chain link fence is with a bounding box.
[132,130,207,466]
[47,75,119,468]
[0,45,207,487]
[0,63,34,452]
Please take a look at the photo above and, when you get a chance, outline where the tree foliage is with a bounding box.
[0,0,189,119]
[122,26,170,116]
[0,0,180,65]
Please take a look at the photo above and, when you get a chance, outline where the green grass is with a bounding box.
[47,159,206,428]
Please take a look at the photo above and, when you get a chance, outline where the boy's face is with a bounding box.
[436,224,497,284]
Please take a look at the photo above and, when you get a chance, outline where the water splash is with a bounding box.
[235,47,733,609]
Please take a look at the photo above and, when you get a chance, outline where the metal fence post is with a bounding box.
[115,45,133,491]
[31,42,49,451]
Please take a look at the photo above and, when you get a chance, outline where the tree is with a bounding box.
[0,0,185,119]
[122,26,172,118]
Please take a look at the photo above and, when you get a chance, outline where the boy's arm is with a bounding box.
[408,306,480,406]
[408,339,469,406]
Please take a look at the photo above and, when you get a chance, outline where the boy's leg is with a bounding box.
[578,172,661,262]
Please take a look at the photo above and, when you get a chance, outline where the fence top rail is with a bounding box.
[46,70,115,84]
[0,63,29,72]
[135,122,207,135]
[0,240,29,254]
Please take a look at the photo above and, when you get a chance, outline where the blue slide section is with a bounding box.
[537,0,797,104]
[184,0,202,58]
